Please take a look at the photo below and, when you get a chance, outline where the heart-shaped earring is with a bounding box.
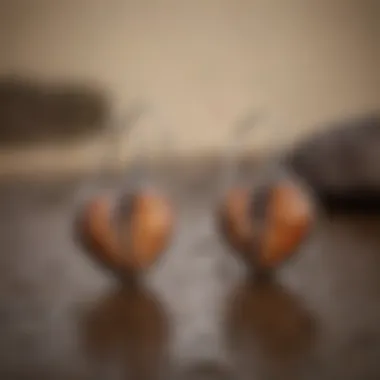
[74,104,175,281]
[216,111,316,278]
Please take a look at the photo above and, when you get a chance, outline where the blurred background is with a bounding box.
[0,0,378,176]
[0,2,379,379]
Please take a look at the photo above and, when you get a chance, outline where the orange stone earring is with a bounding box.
[216,112,316,278]
[74,105,175,281]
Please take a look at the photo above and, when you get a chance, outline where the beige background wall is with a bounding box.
[0,0,378,175]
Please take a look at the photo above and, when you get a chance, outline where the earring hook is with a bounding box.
[220,109,266,195]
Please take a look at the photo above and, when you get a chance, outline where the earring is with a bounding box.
[74,104,175,280]
[216,111,315,278]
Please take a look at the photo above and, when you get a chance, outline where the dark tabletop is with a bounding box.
[1,163,380,380]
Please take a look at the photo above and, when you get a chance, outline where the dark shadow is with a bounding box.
[286,112,380,216]
[81,283,170,380]
[225,278,318,379]
[317,189,380,215]
[0,74,111,146]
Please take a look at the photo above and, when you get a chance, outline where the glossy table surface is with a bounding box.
[1,163,380,380]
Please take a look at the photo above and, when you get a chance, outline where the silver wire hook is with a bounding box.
[124,104,174,191]
[220,108,266,194]
[73,102,148,207]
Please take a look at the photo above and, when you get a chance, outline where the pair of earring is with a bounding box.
[74,107,316,281]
